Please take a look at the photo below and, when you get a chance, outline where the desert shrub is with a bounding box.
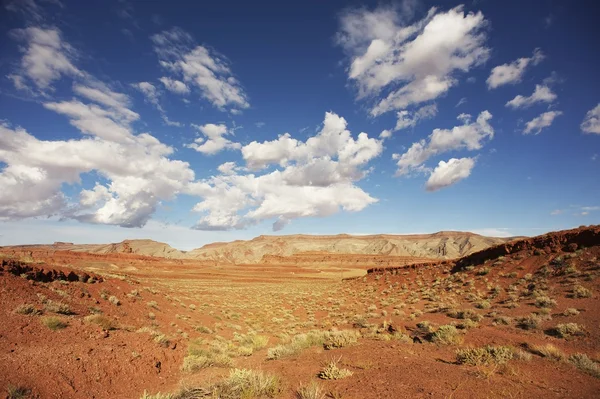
[535,296,557,308]
[517,314,542,330]
[553,323,584,338]
[14,304,41,315]
[456,346,514,366]
[44,300,73,315]
[477,267,491,276]
[85,314,117,330]
[563,308,580,316]
[569,353,600,378]
[296,382,326,399]
[267,330,358,360]
[6,385,30,399]
[493,316,512,325]
[108,295,121,306]
[195,325,213,334]
[214,368,281,398]
[447,309,482,322]
[431,325,463,345]
[571,285,592,298]
[527,343,565,361]
[323,330,359,349]
[182,353,233,372]
[154,334,171,347]
[42,316,67,330]
[475,300,491,309]
[147,301,159,309]
[318,358,353,380]
[140,392,172,399]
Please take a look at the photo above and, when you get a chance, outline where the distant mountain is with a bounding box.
[184,232,518,264]
[9,232,518,265]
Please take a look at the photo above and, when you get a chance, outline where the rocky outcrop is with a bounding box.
[0,259,103,283]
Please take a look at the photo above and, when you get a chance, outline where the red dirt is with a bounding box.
[1,225,599,398]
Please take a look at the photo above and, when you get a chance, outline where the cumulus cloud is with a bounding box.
[506,84,557,109]
[159,76,190,94]
[337,5,489,115]
[581,103,600,134]
[393,104,438,132]
[487,48,544,89]
[1,23,195,227]
[394,110,493,175]
[186,123,242,155]
[9,26,82,91]
[523,111,562,134]
[151,27,249,112]
[425,157,475,191]
[0,121,195,227]
[186,112,382,231]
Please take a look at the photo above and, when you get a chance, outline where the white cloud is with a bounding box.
[487,48,544,89]
[456,97,467,107]
[523,110,562,134]
[159,76,190,94]
[131,81,162,110]
[581,103,600,134]
[394,104,438,131]
[151,27,249,112]
[395,110,493,175]
[186,112,382,231]
[0,121,195,227]
[2,25,195,227]
[337,5,489,115]
[186,123,242,155]
[469,228,514,237]
[506,84,557,109]
[425,157,475,191]
[550,209,563,215]
[10,26,83,91]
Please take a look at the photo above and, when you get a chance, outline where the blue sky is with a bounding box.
[0,0,599,249]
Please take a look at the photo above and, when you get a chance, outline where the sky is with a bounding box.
[0,0,599,250]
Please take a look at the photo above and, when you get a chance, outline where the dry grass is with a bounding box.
[569,353,600,378]
[456,346,514,366]
[296,382,326,399]
[85,314,118,330]
[318,357,353,380]
[6,385,30,399]
[431,325,463,345]
[14,304,41,315]
[41,316,67,331]
[44,300,73,315]
[552,323,584,338]
[527,343,565,361]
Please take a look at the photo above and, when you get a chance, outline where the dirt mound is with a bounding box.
[367,225,600,274]
[1,259,103,283]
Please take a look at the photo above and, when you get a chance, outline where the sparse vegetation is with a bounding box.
[14,304,41,315]
[42,316,67,330]
[318,357,353,380]
[6,385,30,399]
[431,325,463,345]
[456,346,514,366]
[85,314,118,330]
[297,382,326,399]
[552,323,584,338]
[44,300,73,315]
[571,285,592,298]
[569,353,600,378]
